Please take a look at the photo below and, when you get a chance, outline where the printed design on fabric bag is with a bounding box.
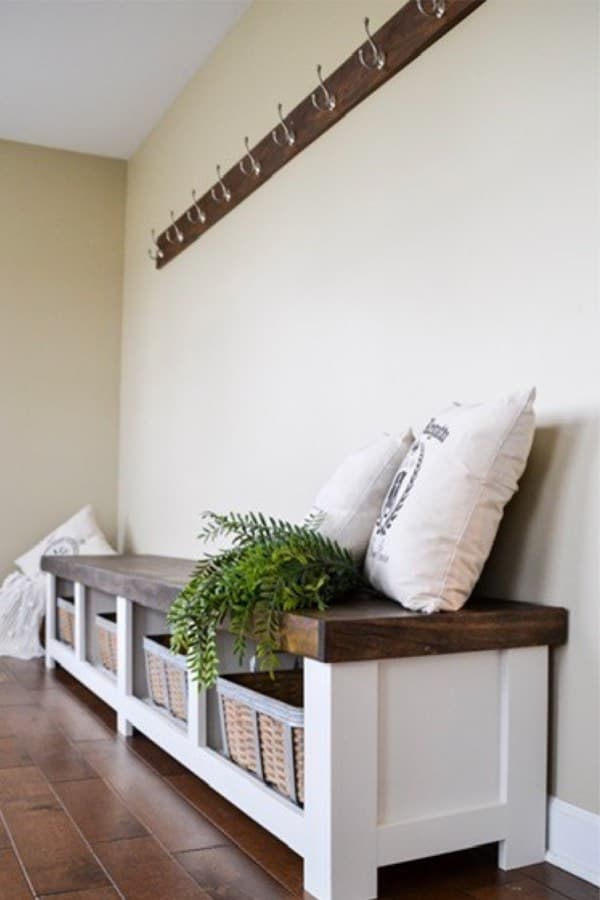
[304,507,326,529]
[370,440,425,562]
[45,536,82,557]
[423,417,449,443]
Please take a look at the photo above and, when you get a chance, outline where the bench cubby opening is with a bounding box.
[84,587,117,676]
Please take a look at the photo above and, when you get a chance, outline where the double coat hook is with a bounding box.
[211,165,232,204]
[272,104,295,147]
[186,189,206,225]
[311,65,336,113]
[166,211,184,245]
[358,17,385,71]
[240,137,261,177]
[147,229,164,262]
[416,0,446,18]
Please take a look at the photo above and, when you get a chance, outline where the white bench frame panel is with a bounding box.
[45,575,549,900]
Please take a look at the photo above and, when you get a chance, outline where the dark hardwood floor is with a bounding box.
[0,658,596,900]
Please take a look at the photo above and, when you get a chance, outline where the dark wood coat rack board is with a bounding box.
[151,0,486,269]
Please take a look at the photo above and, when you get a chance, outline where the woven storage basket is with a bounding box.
[217,671,304,806]
[143,635,188,722]
[95,612,117,675]
[57,597,75,647]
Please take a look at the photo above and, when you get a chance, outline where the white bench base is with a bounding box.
[45,573,548,900]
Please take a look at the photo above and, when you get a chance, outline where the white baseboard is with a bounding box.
[546,796,600,887]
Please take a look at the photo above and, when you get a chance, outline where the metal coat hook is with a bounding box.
[311,65,336,113]
[147,228,164,262]
[416,0,446,18]
[186,190,206,225]
[358,17,385,71]
[165,211,184,244]
[239,137,261,177]
[272,104,295,147]
[211,165,232,204]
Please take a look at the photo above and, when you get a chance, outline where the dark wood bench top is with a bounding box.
[45,554,194,610]
[42,555,568,663]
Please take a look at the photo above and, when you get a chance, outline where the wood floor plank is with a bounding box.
[0,699,97,783]
[0,737,31,770]
[518,863,599,900]
[0,702,56,738]
[49,673,117,731]
[0,766,110,895]
[28,688,113,741]
[79,740,229,853]
[0,847,32,898]
[0,816,11,850]
[19,728,98,784]
[127,733,187,776]
[380,885,472,900]
[94,835,211,899]
[0,659,15,676]
[0,682,36,706]
[380,846,521,896]
[177,846,295,899]
[469,875,571,898]
[54,777,148,844]
[39,889,119,899]
[0,658,50,690]
[166,773,303,896]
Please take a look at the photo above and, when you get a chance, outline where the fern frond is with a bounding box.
[169,510,363,689]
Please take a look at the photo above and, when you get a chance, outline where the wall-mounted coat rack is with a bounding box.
[149,0,486,269]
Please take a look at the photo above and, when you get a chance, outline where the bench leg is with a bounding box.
[303,658,378,900]
[45,573,56,670]
[117,595,134,737]
[74,582,86,663]
[498,646,548,869]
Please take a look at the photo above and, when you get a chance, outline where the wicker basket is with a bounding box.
[57,597,75,647]
[96,612,117,675]
[217,671,304,806]
[143,635,188,722]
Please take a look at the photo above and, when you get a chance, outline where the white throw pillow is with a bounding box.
[15,506,113,577]
[365,389,536,613]
[79,534,117,556]
[306,431,415,561]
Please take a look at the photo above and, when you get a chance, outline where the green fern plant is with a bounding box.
[167,511,362,689]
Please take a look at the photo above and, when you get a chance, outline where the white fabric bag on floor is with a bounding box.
[0,572,46,659]
[0,528,115,660]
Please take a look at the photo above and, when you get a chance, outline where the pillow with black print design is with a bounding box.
[365,389,536,613]
[15,505,113,579]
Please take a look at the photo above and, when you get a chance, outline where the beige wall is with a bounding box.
[0,139,126,578]
[119,0,599,814]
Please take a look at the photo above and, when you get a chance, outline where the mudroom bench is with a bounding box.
[42,554,567,900]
